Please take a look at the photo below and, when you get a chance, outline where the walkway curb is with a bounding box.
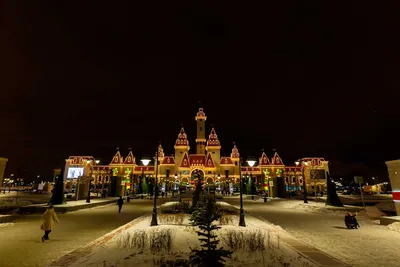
[16,199,118,215]
[0,214,19,223]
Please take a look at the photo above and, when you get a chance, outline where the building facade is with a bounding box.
[64,108,329,197]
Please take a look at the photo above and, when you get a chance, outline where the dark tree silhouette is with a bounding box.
[325,172,343,207]
[192,176,203,209]
[49,169,66,205]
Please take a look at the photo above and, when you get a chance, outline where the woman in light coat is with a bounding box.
[41,205,59,242]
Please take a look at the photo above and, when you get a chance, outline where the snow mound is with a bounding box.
[359,206,386,219]
[0,223,14,227]
[387,222,400,233]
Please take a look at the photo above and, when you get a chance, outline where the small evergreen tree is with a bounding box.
[189,197,232,266]
[325,172,343,207]
[246,176,252,195]
[192,176,203,209]
[141,177,148,194]
[49,169,66,205]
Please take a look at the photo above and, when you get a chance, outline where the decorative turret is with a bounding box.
[195,108,207,154]
[158,143,165,158]
[230,144,240,159]
[174,127,190,148]
[206,128,221,148]
[206,127,221,168]
[174,127,190,170]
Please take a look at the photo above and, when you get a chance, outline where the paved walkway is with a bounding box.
[0,199,165,267]
[224,198,400,267]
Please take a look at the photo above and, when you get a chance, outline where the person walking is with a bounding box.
[117,196,124,213]
[40,205,59,242]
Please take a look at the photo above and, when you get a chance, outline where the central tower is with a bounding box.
[195,108,207,154]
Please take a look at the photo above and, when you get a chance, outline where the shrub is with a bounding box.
[159,213,186,225]
[117,228,173,254]
[150,228,173,254]
[222,229,266,253]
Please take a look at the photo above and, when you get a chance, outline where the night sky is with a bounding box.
[1,1,400,180]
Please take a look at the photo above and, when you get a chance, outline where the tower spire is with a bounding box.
[195,108,207,154]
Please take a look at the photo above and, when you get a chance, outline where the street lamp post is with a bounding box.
[151,149,159,226]
[141,157,151,196]
[296,160,308,204]
[239,157,245,227]
[86,159,99,203]
[247,157,257,200]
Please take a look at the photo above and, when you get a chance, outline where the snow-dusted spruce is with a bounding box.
[189,195,232,266]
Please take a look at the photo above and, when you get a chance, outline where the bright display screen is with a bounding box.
[67,167,84,179]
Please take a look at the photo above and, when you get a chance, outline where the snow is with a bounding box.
[245,199,400,267]
[387,222,400,233]
[0,222,14,227]
[279,199,361,215]
[61,207,317,267]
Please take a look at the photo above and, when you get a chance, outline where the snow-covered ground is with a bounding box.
[58,209,317,267]
[235,199,400,267]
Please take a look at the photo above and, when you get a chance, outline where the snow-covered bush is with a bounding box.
[222,229,266,252]
[159,213,186,225]
[161,201,191,214]
[117,228,173,254]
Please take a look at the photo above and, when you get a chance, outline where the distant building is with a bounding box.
[63,108,328,197]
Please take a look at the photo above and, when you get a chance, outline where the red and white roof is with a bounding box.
[206,127,220,147]
[123,151,135,165]
[175,127,189,147]
[190,154,206,166]
[110,151,123,165]
[231,144,240,158]
[259,152,271,166]
[271,152,284,166]
[161,156,175,165]
[220,157,233,165]
[180,152,190,168]
[205,153,215,168]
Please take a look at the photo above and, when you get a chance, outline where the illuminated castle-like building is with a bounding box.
[64,108,329,197]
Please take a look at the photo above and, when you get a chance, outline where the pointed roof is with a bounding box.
[161,156,175,165]
[220,157,234,165]
[206,128,221,147]
[259,152,271,166]
[230,144,240,158]
[271,152,284,166]
[123,151,135,165]
[110,151,123,165]
[205,153,215,168]
[158,144,165,158]
[180,152,190,168]
[175,127,189,147]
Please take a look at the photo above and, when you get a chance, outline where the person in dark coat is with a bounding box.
[117,196,124,213]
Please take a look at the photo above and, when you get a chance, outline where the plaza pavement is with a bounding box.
[224,197,400,267]
[0,198,169,267]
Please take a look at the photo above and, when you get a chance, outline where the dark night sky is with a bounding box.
[1,1,400,180]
